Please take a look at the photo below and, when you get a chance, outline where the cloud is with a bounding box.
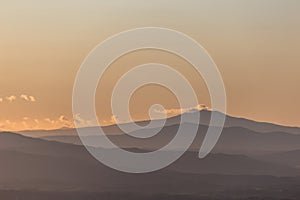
[20,94,29,101]
[22,121,29,128]
[6,95,16,103]
[59,115,67,122]
[29,96,36,102]
[0,94,36,103]
[20,94,36,102]
[0,120,17,131]
[44,118,55,124]
[0,115,74,132]
[110,115,119,124]
[74,114,97,128]
[58,115,72,127]
[155,104,209,115]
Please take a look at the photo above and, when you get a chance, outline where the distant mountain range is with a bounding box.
[0,131,300,193]
[40,123,300,155]
[2,110,300,198]
[16,110,300,158]
[19,110,300,138]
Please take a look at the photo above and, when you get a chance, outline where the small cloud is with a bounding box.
[110,115,118,124]
[58,115,72,128]
[59,115,67,123]
[29,96,36,102]
[100,115,124,125]
[21,120,33,130]
[196,104,209,110]
[23,117,29,121]
[106,115,126,124]
[0,120,17,131]
[6,95,16,103]
[0,98,3,102]
[154,107,190,115]
[155,104,210,115]
[20,94,36,102]
[74,114,97,128]
[20,94,29,101]
[44,118,55,124]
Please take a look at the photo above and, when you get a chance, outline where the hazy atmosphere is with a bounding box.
[1,0,300,130]
[1,1,300,200]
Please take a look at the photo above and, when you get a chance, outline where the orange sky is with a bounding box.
[0,0,300,131]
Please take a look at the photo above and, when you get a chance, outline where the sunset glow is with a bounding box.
[1,0,300,131]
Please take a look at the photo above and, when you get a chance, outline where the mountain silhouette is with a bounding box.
[41,122,300,155]
[1,131,300,191]
[19,110,300,138]
[1,130,300,200]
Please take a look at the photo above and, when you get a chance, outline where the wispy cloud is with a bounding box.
[101,115,125,125]
[0,115,75,131]
[20,94,36,102]
[44,118,55,124]
[0,120,17,131]
[0,94,36,103]
[6,95,17,103]
[155,104,209,115]
[29,96,36,102]
[110,115,119,124]
[58,115,72,127]
[20,94,29,101]
[74,114,97,128]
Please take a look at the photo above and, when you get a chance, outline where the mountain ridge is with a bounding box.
[18,110,300,137]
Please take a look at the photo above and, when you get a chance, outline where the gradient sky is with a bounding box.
[0,0,300,131]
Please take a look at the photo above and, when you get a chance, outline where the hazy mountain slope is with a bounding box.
[166,110,300,134]
[1,175,300,200]
[19,110,300,138]
[255,149,300,168]
[42,123,300,154]
[1,131,299,171]
[1,131,300,197]
[0,148,299,191]
[170,152,300,176]
[0,132,91,159]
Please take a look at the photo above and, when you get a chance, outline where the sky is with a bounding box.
[0,0,300,131]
